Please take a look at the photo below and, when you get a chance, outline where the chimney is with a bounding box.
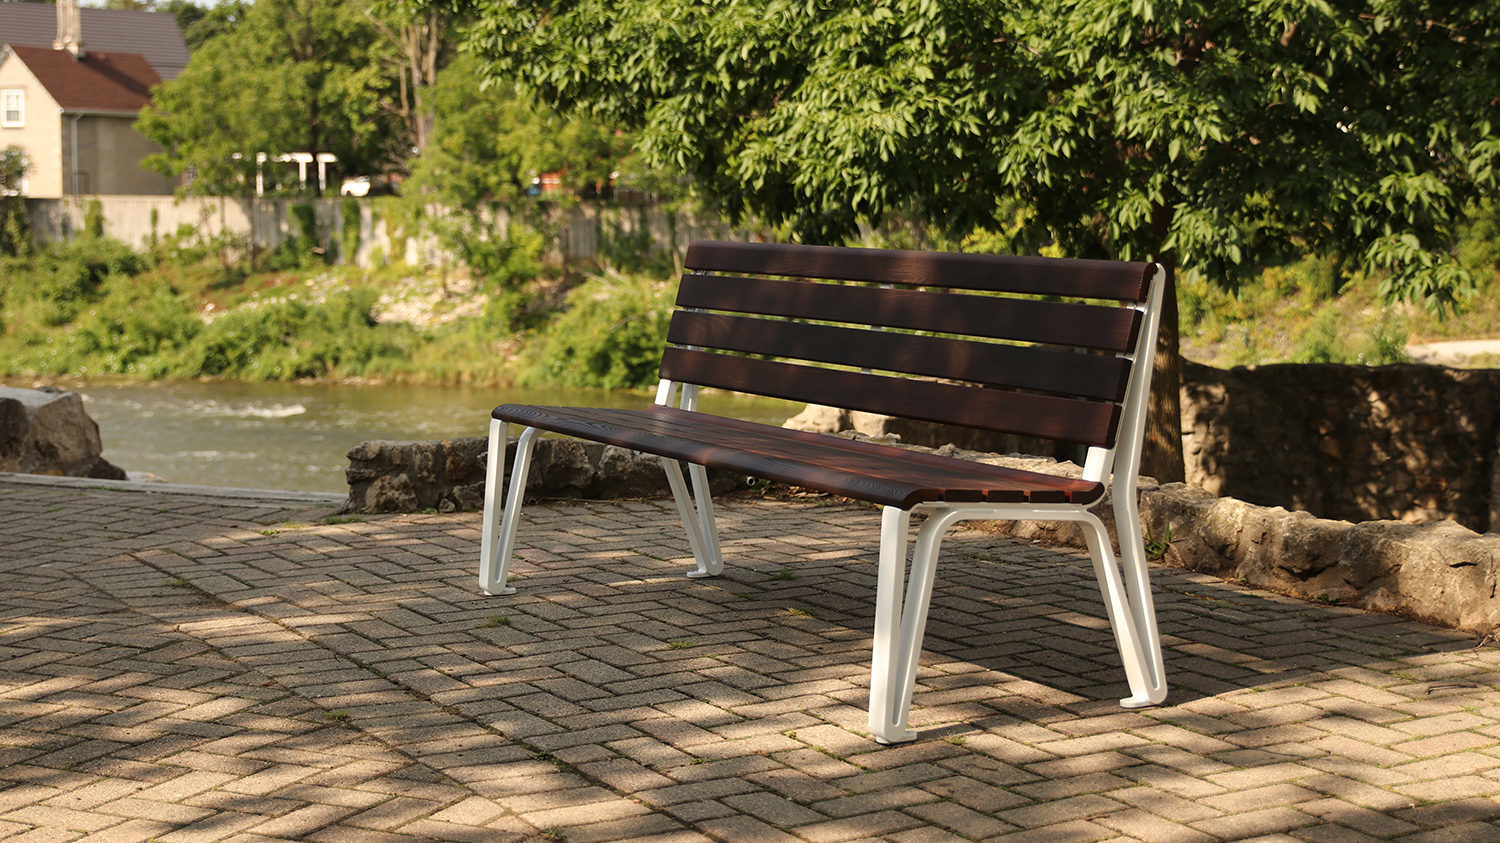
[54,0,86,60]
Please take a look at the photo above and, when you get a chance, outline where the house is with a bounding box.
[0,0,188,197]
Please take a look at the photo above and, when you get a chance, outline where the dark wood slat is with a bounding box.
[684,240,1155,302]
[659,349,1120,447]
[666,311,1132,402]
[493,404,1104,508]
[676,274,1141,353]
[555,406,1073,501]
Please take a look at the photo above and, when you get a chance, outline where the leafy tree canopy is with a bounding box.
[465,0,1500,309]
[0,146,25,194]
[138,0,403,195]
[403,53,633,210]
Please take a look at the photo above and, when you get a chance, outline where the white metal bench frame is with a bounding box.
[479,262,1168,744]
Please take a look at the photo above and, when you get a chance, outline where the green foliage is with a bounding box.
[177,288,413,380]
[1457,201,1500,274]
[2,236,144,328]
[467,0,1500,310]
[0,237,414,381]
[404,53,637,210]
[138,0,401,195]
[0,146,30,256]
[83,200,106,239]
[263,203,325,270]
[0,145,26,194]
[451,223,544,291]
[340,197,361,264]
[520,270,673,389]
[63,275,201,377]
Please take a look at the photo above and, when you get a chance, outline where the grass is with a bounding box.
[1180,250,1500,369]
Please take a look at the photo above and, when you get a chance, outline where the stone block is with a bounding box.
[0,385,124,479]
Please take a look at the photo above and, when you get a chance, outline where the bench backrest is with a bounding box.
[663,242,1164,480]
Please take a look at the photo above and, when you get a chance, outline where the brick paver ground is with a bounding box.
[2,474,1498,842]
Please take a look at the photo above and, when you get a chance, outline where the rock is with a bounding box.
[1180,361,1500,533]
[345,435,745,514]
[0,385,125,479]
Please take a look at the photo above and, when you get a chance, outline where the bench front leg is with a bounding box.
[660,458,723,578]
[479,421,538,596]
[869,506,959,744]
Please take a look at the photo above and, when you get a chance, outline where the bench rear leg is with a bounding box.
[479,421,537,596]
[660,458,724,577]
[1112,492,1167,704]
[1078,510,1167,708]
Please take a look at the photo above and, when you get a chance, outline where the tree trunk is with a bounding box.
[1142,200,1186,483]
[1141,261,1186,483]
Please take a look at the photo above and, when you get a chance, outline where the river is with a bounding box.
[77,381,802,494]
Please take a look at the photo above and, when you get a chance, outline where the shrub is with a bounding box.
[175,287,412,380]
[520,270,673,389]
[65,275,200,376]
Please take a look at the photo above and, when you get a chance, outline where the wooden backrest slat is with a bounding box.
[676,274,1141,353]
[660,348,1121,447]
[684,240,1153,302]
[666,311,1132,402]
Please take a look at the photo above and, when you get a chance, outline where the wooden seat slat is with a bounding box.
[666,311,1133,402]
[659,348,1121,447]
[676,274,1142,353]
[684,240,1154,301]
[493,404,1104,508]
[546,405,1098,500]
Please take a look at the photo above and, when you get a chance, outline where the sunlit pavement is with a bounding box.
[2,473,1498,842]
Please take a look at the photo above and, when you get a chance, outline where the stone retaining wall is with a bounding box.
[789,362,1500,534]
[1182,362,1500,534]
[345,436,744,514]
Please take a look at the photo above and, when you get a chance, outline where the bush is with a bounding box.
[1457,200,1500,275]
[520,270,673,389]
[175,287,413,380]
[64,275,200,376]
[5,236,144,326]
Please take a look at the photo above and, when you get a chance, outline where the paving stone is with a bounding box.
[4,482,1500,843]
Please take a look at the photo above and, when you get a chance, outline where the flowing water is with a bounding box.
[77,381,802,494]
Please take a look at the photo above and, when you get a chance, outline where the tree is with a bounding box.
[464,0,1500,480]
[0,145,29,255]
[364,0,464,157]
[405,53,632,209]
[138,0,403,195]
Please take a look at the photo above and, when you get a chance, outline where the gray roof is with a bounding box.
[0,2,188,80]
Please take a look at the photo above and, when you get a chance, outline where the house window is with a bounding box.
[0,90,22,127]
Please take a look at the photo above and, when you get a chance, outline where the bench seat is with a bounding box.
[495,404,1104,509]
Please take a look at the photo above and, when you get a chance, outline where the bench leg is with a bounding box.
[479,421,538,596]
[660,458,723,578]
[1077,510,1168,708]
[869,507,964,744]
[1111,492,1167,706]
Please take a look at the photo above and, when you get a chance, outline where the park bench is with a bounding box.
[478,240,1169,743]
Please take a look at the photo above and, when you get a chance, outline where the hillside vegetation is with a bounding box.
[1,204,1496,388]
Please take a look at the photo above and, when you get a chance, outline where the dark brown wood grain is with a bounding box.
[665,311,1132,401]
[658,348,1120,447]
[675,274,1141,353]
[683,240,1153,301]
[493,404,1105,509]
